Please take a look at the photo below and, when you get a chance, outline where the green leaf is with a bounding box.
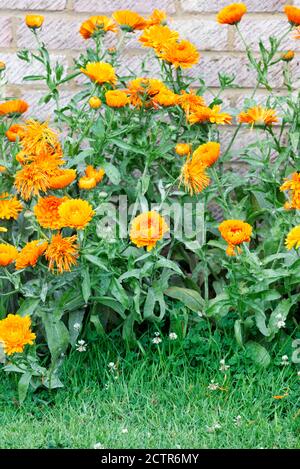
[44,317,70,361]
[110,138,146,155]
[255,309,270,337]
[102,162,121,185]
[144,288,156,319]
[156,258,183,275]
[17,298,40,317]
[93,296,126,318]
[164,287,204,312]
[84,254,109,271]
[245,341,271,368]
[23,75,45,81]
[234,319,244,347]
[18,372,32,404]
[90,314,105,336]
[81,269,91,304]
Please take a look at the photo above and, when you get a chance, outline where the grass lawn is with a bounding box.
[0,341,299,449]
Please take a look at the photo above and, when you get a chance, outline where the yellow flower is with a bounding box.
[34,195,68,229]
[284,5,300,26]
[89,96,102,109]
[218,219,252,256]
[285,225,300,250]
[179,153,210,196]
[126,77,166,107]
[0,227,7,233]
[80,62,117,85]
[0,99,28,116]
[281,50,295,62]
[105,90,129,108]
[6,124,25,142]
[48,169,76,190]
[280,173,300,210]
[78,176,97,190]
[0,314,36,355]
[112,10,146,31]
[25,15,44,29]
[187,106,213,124]
[217,3,247,25]
[209,105,232,125]
[153,88,179,107]
[45,233,79,273]
[58,199,95,230]
[146,9,167,27]
[175,143,191,156]
[130,211,169,251]
[15,240,48,270]
[178,89,206,116]
[192,142,221,167]
[20,120,60,156]
[85,165,105,184]
[79,15,117,39]
[15,161,61,200]
[158,39,200,68]
[238,106,278,126]
[0,244,18,267]
[139,25,179,52]
[0,193,23,220]
[0,165,6,173]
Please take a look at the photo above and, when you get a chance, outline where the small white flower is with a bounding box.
[233,415,242,427]
[154,332,160,337]
[207,380,219,391]
[76,339,87,352]
[297,371,300,377]
[206,422,221,433]
[197,311,203,318]
[73,322,81,331]
[219,359,230,372]
[121,428,128,434]
[152,337,162,345]
[108,362,117,370]
[169,332,178,340]
[277,320,286,328]
[281,355,289,366]
[93,442,104,449]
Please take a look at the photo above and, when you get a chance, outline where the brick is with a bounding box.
[181,0,288,13]
[171,19,227,51]
[0,17,12,47]
[73,0,176,13]
[0,1,67,10]
[19,89,76,120]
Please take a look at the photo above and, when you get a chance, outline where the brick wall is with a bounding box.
[0,0,299,120]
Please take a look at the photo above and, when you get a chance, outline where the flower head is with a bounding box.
[178,89,206,116]
[179,152,211,195]
[146,9,167,27]
[58,199,95,230]
[45,232,79,273]
[281,50,295,62]
[218,219,252,256]
[0,244,18,266]
[0,61,6,71]
[285,225,300,250]
[284,5,300,26]
[187,106,213,125]
[25,15,44,29]
[126,77,166,107]
[0,193,23,220]
[105,90,129,108]
[80,15,117,39]
[78,176,97,190]
[238,106,278,126]
[139,25,179,52]
[6,124,25,142]
[169,332,178,340]
[20,120,61,156]
[0,99,28,116]
[280,172,300,210]
[130,211,169,251]
[192,142,221,167]
[89,96,102,109]
[76,339,87,352]
[34,195,68,229]
[85,165,105,184]
[112,10,146,31]
[48,169,76,190]
[217,3,247,25]
[14,161,61,200]
[80,62,117,85]
[15,240,48,270]
[153,88,179,107]
[175,143,191,156]
[209,105,232,125]
[158,39,199,68]
[0,314,36,355]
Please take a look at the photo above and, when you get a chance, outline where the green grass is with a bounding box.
[0,342,300,449]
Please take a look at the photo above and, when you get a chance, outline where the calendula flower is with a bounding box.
[85,165,105,184]
[192,142,221,167]
[0,244,18,266]
[20,120,60,155]
[112,10,146,31]
[187,106,213,124]
[209,105,232,125]
[48,169,76,190]
[284,5,300,26]
[6,123,25,142]
[217,3,247,25]
[146,9,167,27]
[238,106,278,126]
[285,225,300,250]
[79,15,117,39]
[218,219,252,256]
[0,193,23,220]
[178,89,206,116]
[58,199,95,230]
[280,172,300,210]
[139,25,179,52]
[130,211,169,251]
[25,15,44,29]
[281,50,295,62]
[0,99,28,116]
[45,232,79,273]
[78,176,97,190]
[175,143,191,156]
[89,96,102,109]
[80,62,117,85]
[34,195,68,229]
[15,240,48,270]
[0,314,36,355]
[0,165,6,173]
[153,88,179,107]
[126,77,166,107]
[105,90,129,108]
[158,39,199,68]
[15,161,61,200]
[179,153,210,195]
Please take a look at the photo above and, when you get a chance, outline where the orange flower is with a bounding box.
[0,165,6,173]
[175,143,191,156]
[6,124,25,142]
[80,62,117,85]
[85,165,105,184]
[178,89,206,116]
[218,219,252,256]
[25,15,44,29]
[209,105,232,125]
[280,173,300,210]
[105,90,129,107]
[153,88,179,107]
[187,106,213,124]
[15,240,48,270]
[89,96,102,109]
[146,9,167,27]
[0,99,28,116]
[79,15,117,39]
[14,161,61,200]
[58,199,95,230]
[281,50,294,62]
[130,211,169,251]
[139,25,179,52]
[0,193,23,220]
[112,10,146,31]
[238,106,278,126]
[34,195,68,229]
[78,176,97,190]
[217,3,247,25]
[179,152,210,195]
[158,39,200,68]
[20,120,60,156]
[285,225,300,250]
[126,77,166,107]
[0,243,18,266]
[284,5,300,26]
[48,169,76,190]
[192,142,221,167]
[45,232,79,273]
[0,61,6,71]
[0,314,36,355]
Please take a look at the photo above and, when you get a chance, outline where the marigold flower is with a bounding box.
[153,88,179,107]
[112,10,146,31]
[187,106,213,124]
[146,9,167,27]
[15,161,61,200]
[192,142,221,167]
[126,77,166,107]
[78,176,97,190]
[58,199,95,230]
[79,15,117,39]
[218,219,252,256]
[175,143,191,156]
[284,5,300,26]
[0,193,23,220]
[25,14,44,29]
[238,106,278,126]
[89,96,102,109]
[0,314,36,355]
[5,124,25,142]
[45,232,79,273]
[217,3,247,25]
[281,50,295,62]
[130,211,169,251]
[180,151,211,195]
[20,120,60,155]
[0,99,28,116]
[48,169,76,190]
[85,165,105,184]
[34,195,68,229]
[0,243,18,266]
[80,62,117,85]
[0,165,6,173]
[105,90,129,108]
[139,25,179,52]
[285,225,300,250]
[15,240,48,270]
[280,173,300,210]
[209,105,232,125]
[158,39,200,68]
